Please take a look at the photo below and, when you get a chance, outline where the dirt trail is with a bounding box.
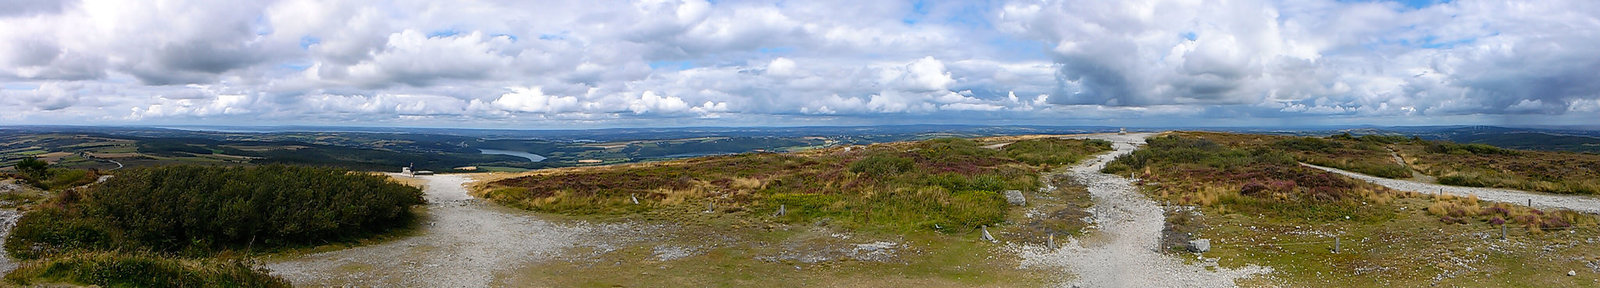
[266,174,654,287]
[1016,133,1270,287]
[1305,164,1600,214]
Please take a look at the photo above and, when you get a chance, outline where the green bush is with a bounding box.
[1425,142,1518,156]
[849,153,915,176]
[1273,137,1343,152]
[1003,138,1112,166]
[15,157,48,179]
[6,165,425,259]
[41,168,95,190]
[4,251,289,288]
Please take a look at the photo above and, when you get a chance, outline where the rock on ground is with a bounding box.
[1005,190,1027,206]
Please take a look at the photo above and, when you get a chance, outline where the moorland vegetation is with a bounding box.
[2,164,424,287]
[478,137,1112,232]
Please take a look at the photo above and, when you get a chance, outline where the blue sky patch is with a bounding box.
[649,60,696,71]
[299,36,320,49]
[427,29,460,38]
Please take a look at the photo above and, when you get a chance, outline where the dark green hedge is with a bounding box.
[6,165,425,258]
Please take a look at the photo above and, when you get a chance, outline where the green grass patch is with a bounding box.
[1194,198,1600,287]
[4,251,288,287]
[497,228,1047,287]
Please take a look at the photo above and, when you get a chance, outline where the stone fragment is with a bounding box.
[1188,239,1211,253]
[1004,190,1026,206]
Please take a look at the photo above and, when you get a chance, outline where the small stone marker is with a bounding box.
[631,194,639,205]
[1188,239,1210,253]
[1570,270,1578,277]
[981,225,997,242]
[1004,190,1026,206]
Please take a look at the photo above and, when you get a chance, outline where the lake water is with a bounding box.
[478,149,546,162]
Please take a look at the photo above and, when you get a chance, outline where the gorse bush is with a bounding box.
[4,251,288,288]
[6,165,425,259]
[10,158,103,190]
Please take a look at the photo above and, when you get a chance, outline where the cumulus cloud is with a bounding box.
[488,86,580,114]
[0,0,1597,127]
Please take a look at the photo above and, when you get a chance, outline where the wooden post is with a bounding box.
[1334,237,1340,253]
[1502,224,1508,240]
[1048,233,1056,249]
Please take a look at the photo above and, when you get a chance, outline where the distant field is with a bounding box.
[1,130,851,172]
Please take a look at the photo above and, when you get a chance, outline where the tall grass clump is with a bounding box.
[4,251,288,288]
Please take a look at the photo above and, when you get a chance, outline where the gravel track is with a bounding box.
[1305,163,1600,214]
[267,174,654,287]
[1016,133,1270,288]
[0,209,20,274]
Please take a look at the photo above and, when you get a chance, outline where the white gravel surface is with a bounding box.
[0,209,21,274]
[1305,163,1600,214]
[267,174,655,287]
[1016,133,1271,288]
[0,180,30,274]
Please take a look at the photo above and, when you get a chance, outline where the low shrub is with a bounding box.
[1425,142,1519,156]
[7,165,426,259]
[1002,138,1112,166]
[848,153,915,176]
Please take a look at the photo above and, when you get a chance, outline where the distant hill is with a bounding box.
[1335,126,1600,154]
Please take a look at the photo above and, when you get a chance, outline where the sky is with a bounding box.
[1,0,1597,129]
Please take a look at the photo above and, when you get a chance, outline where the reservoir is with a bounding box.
[478,149,547,162]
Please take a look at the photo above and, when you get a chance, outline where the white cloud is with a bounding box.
[488,86,580,114]
[628,91,692,114]
[0,0,1597,127]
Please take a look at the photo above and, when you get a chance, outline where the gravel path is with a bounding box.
[0,209,21,274]
[267,174,653,287]
[1016,133,1270,287]
[1305,164,1600,214]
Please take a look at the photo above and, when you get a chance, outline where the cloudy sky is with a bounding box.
[1,0,1597,128]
